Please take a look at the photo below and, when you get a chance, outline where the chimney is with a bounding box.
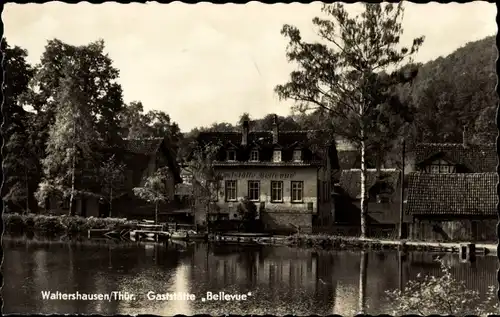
[242,120,249,146]
[272,114,279,144]
[462,125,469,148]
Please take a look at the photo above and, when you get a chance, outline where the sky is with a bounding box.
[3,2,497,132]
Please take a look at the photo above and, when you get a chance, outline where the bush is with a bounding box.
[61,216,91,235]
[3,213,138,238]
[4,213,25,233]
[32,215,66,236]
[386,257,500,315]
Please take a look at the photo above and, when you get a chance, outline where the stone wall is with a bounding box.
[260,211,313,233]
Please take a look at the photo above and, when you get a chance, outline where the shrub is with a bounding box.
[62,216,91,235]
[32,215,66,236]
[386,257,500,315]
[4,213,25,233]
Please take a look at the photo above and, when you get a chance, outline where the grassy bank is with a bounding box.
[3,213,136,237]
[253,234,495,254]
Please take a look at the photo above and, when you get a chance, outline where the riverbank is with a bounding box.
[4,214,496,255]
[215,233,497,255]
[3,213,136,237]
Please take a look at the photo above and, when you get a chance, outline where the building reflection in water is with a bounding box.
[2,237,497,315]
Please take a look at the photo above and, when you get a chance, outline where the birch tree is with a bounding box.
[188,143,222,230]
[99,154,126,217]
[275,3,424,237]
[133,167,172,225]
[37,61,97,215]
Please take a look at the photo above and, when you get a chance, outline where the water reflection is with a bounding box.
[2,236,497,315]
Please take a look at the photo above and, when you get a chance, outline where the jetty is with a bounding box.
[213,232,273,243]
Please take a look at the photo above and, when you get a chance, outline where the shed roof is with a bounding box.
[406,172,498,217]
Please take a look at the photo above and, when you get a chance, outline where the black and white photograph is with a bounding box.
[1,1,498,315]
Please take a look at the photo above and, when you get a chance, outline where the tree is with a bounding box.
[275,3,424,237]
[386,258,499,315]
[188,143,222,231]
[133,167,172,225]
[118,101,151,138]
[37,61,98,215]
[119,101,183,159]
[99,154,126,217]
[21,39,124,149]
[1,39,38,213]
[237,196,259,232]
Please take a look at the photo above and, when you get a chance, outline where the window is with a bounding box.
[250,150,259,162]
[273,150,282,162]
[440,165,449,173]
[291,181,304,202]
[248,181,260,201]
[225,180,237,201]
[271,181,283,202]
[430,165,440,173]
[426,159,455,174]
[293,149,302,162]
[227,150,236,161]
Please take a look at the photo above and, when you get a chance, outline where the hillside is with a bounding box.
[407,35,497,144]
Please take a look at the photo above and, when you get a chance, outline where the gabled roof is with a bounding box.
[123,137,165,155]
[197,130,321,149]
[196,130,338,168]
[414,143,496,173]
[406,172,498,217]
[337,169,401,199]
[120,137,182,184]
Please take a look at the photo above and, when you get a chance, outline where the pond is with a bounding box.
[2,235,497,315]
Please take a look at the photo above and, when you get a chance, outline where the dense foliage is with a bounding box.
[2,38,183,213]
[404,35,497,144]
[386,258,499,315]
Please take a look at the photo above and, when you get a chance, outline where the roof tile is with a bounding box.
[406,172,498,216]
[414,143,496,173]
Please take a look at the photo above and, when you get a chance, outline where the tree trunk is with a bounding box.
[360,136,368,239]
[69,118,77,217]
[358,250,368,314]
[155,201,159,225]
[69,149,76,216]
[25,169,29,214]
[109,187,113,218]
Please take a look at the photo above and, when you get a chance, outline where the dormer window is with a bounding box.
[424,159,456,173]
[273,150,282,162]
[250,149,259,162]
[227,150,236,161]
[293,149,302,162]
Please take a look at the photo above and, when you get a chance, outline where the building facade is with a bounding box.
[194,116,338,233]
[406,135,497,242]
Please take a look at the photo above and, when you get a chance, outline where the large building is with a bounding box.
[405,134,497,242]
[194,115,338,233]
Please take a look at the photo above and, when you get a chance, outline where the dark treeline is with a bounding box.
[1,34,496,214]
